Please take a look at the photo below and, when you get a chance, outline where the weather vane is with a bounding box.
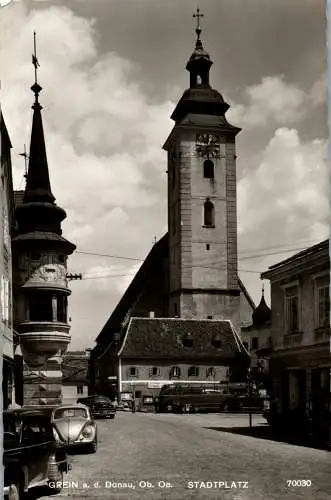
[31,31,42,102]
[19,144,29,179]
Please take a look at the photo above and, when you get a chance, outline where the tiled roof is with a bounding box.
[95,232,254,351]
[119,318,248,361]
[262,239,329,277]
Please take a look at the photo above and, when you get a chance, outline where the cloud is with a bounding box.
[228,75,318,128]
[0,3,171,348]
[1,4,327,349]
[238,127,328,247]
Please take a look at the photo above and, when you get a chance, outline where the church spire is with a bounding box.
[193,7,204,50]
[24,31,55,204]
[186,7,213,89]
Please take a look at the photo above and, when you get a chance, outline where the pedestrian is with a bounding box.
[154,396,159,414]
[131,399,136,413]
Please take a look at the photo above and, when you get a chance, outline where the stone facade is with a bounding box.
[1,112,18,409]
[11,61,76,405]
[261,240,330,441]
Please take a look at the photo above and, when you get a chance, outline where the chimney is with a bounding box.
[149,311,155,318]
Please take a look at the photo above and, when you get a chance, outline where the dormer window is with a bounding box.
[212,334,223,349]
[182,332,193,348]
[203,160,214,179]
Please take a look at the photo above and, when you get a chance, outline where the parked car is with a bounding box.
[3,408,70,499]
[77,395,116,419]
[158,385,237,413]
[138,395,155,412]
[117,392,133,411]
[51,404,98,453]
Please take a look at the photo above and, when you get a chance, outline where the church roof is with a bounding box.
[252,292,271,327]
[119,317,249,361]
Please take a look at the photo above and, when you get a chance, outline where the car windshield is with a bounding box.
[53,408,88,419]
[91,396,112,403]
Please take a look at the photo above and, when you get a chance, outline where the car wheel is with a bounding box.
[89,440,98,453]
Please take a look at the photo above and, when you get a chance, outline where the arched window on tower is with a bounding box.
[203,199,215,227]
[196,74,202,85]
[203,160,214,179]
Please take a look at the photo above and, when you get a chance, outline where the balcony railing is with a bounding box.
[314,327,330,343]
[283,331,303,348]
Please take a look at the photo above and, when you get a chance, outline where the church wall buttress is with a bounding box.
[225,140,239,290]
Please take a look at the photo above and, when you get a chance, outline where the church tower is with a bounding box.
[163,9,241,332]
[12,33,76,405]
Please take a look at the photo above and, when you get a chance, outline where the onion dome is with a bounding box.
[252,286,271,327]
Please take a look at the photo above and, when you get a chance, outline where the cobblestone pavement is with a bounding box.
[38,412,330,500]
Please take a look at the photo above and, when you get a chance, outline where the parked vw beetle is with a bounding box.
[51,404,97,453]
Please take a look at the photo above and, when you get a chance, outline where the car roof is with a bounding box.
[53,404,89,410]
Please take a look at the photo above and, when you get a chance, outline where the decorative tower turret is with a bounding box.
[163,9,241,332]
[12,33,76,405]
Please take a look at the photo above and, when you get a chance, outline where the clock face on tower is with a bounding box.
[196,133,220,158]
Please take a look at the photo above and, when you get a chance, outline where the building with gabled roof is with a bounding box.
[260,239,330,442]
[91,13,257,398]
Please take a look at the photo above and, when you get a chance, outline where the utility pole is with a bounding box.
[247,366,252,428]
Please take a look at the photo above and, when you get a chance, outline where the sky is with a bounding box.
[0,0,328,350]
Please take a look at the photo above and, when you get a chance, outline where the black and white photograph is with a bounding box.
[0,0,330,499]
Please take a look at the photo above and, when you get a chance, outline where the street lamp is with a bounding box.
[247,366,252,428]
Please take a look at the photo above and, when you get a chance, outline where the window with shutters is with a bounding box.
[284,285,300,333]
[129,367,138,377]
[188,366,199,377]
[316,284,330,328]
[149,367,159,377]
[206,367,216,378]
[170,366,181,378]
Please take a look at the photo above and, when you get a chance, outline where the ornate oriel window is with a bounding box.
[203,199,215,227]
[29,291,53,322]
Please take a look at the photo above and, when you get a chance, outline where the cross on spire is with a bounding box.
[31,31,42,103]
[193,7,204,42]
[19,144,29,179]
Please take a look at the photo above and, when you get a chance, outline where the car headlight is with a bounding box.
[81,425,94,438]
[53,427,61,442]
